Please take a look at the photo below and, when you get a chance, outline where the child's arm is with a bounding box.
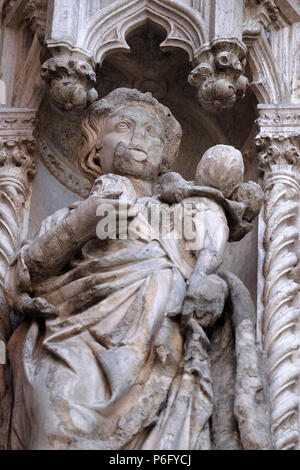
[181,198,229,328]
[157,171,225,205]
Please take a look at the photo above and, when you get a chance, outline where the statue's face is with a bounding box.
[98,105,164,180]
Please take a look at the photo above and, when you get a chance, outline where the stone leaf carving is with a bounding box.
[188,39,249,113]
[3,0,47,39]
[2,0,20,24]
[242,0,289,105]
[245,0,280,27]
[41,53,98,111]
[261,0,280,22]
[23,0,48,42]
[0,137,36,186]
[257,132,300,450]
[257,135,300,172]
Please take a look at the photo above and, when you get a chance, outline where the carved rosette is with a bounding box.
[0,109,36,449]
[41,53,98,112]
[188,39,249,113]
[257,116,300,449]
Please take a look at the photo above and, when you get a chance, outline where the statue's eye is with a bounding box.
[146,125,154,135]
[116,121,131,130]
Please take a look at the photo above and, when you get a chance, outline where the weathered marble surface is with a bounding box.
[4,89,270,450]
[1,0,299,452]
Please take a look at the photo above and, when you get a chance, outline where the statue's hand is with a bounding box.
[157,172,190,204]
[174,183,194,203]
[67,196,134,243]
[20,295,58,319]
[182,272,228,328]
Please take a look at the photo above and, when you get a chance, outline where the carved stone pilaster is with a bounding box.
[23,0,48,42]
[244,0,280,28]
[242,0,280,60]
[3,0,48,42]
[2,0,20,23]
[0,108,36,450]
[188,39,249,113]
[41,52,98,112]
[257,105,300,450]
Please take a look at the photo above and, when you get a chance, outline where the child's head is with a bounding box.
[232,181,264,222]
[195,145,244,198]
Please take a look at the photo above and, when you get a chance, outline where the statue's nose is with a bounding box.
[131,125,147,143]
[128,127,148,161]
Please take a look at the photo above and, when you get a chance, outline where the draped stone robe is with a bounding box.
[5,174,270,450]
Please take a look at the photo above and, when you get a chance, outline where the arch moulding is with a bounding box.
[46,0,206,65]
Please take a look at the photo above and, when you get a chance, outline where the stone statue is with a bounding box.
[4,88,272,450]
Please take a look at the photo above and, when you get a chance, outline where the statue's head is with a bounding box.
[195,144,244,198]
[80,88,182,181]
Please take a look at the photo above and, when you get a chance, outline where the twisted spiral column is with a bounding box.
[258,135,300,450]
[0,110,36,449]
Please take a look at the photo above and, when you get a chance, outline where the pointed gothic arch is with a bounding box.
[81,0,206,65]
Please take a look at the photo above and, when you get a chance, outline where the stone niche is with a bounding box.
[31,20,259,300]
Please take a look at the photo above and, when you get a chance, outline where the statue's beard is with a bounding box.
[113,142,161,181]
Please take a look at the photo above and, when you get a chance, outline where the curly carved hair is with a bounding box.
[79,88,182,179]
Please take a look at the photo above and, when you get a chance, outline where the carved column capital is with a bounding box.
[188,39,249,113]
[256,106,300,178]
[244,0,280,28]
[0,137,36,189]
[41,52,98,112]
[256,135,300,176]
[0,107,36,174]
[243,0,280,44]
[0,107,37,230]
[3,0,48,42]
[24,0,48,42]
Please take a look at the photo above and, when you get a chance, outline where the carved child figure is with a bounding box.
[157,144,263,329]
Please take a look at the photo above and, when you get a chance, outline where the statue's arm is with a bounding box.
[5,195,129,318]
[23,195,101,283]
[192,203,229,274]
[182,201,229,328]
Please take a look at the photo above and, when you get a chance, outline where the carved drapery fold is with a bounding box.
[257,105,300,450]
[0,108,36,449]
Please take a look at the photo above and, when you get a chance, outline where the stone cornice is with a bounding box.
[0,108,37,137]
[257,105,300,134]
